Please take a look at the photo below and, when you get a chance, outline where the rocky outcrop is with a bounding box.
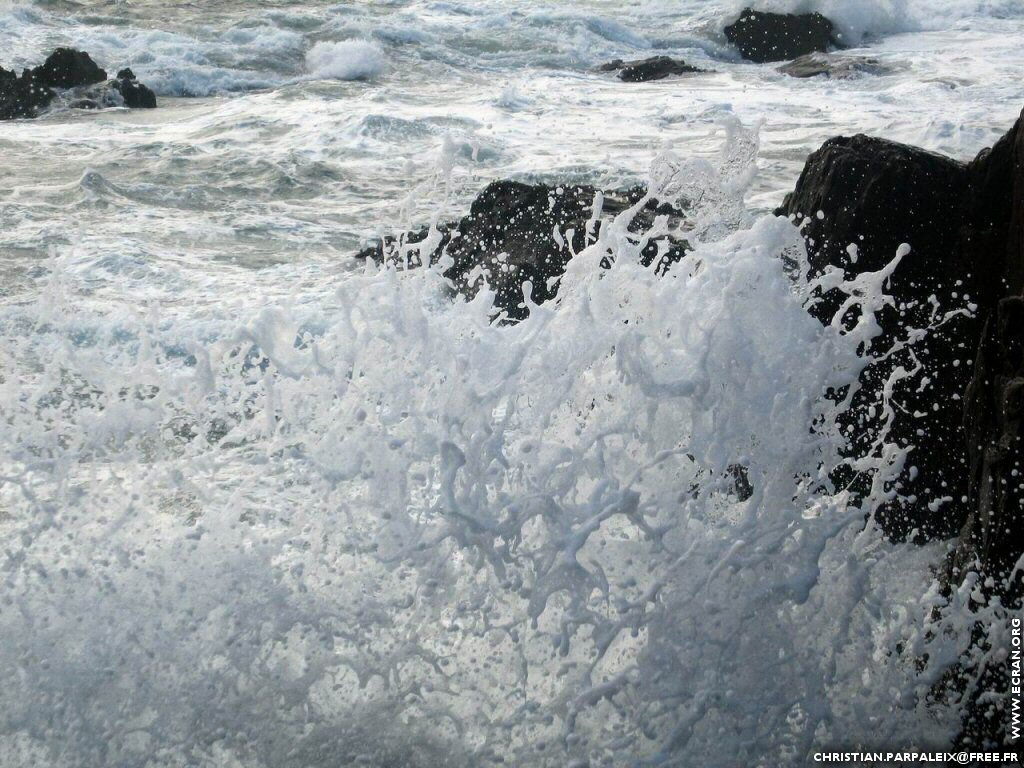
[1,66,55,119]
[725,9,839,63]
[357,180,688,320]
[31,47,107,89]
[781,110,1024,747]
[778,52,890,79]
[779,134,978,541]
[952,113,1024,596]
[599,56,706,82]
[1,48,156,120]
[112,68,157,109]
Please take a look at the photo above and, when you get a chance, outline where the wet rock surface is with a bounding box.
[779,133,976,541]
[1,48,156,120]
[778,52,891,79]
[782,109,1024,748]
[599,56,706,82]
[356,180,689,321]
[725,8,839,64]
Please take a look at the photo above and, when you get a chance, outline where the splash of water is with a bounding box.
[0,128,989,767]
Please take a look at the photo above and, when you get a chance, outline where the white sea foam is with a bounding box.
[731,0,1024,42]
[0,128,1001,766]
[306,40,387,82]
[2,1,1022,765]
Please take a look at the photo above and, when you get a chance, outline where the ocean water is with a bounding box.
[1,1,1023,766]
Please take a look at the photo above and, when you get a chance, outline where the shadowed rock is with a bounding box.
[779,134,976,541]
[725,8,838,63]
[599,56,706,82]
[781,108,1024,748]
[1,67,55,119]
[1,49,157,120]
[112,67,157,109]
[356,180,689,321]
[31,47,106,88]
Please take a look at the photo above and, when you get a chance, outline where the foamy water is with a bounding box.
[2,1,1022,766]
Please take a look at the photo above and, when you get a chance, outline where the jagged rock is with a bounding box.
[112,68,157,109]
[725,8,839,64]
[779,134,977,541]
[1,67,55,119]
[30,47,106,88]
[778,52,889,79]
[599,56,706,82]
[356,180,689,321]
[781,109,1024,748]
[0,49,157,120]
[945,109,1024,750]
[950,110,1024,594]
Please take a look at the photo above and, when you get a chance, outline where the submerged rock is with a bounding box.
[356,180,689,320]
[599,56,706,82]
[725,8,838,63]
[778,52,890,79]
[0,48,157,120]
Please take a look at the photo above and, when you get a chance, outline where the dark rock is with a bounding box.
[357,180,689,321]
[778,52,889,79]
[945,109,1024,750]
[31,47,106,89]
[780,110,1024,748]
[113,73,157,109]
[1,67,56,119]
[725,8,838,64]
[599,56,706,82]
[1,49,157,119]
[778,134,977,541]
[950,112,1024,594]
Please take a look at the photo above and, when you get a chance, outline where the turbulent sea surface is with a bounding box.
[2,1,1023,766]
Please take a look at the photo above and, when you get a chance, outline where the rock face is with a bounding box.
[599,56,705,82]
[357,180,688,320]
[112,68,157,109]
[1,67,55,119]
[953,113,1024,595]
[777,52,889,79]
[725,9,838,63]
[31,47,107,89]
[781,109,1024,747]
[0,49,156,120]
[779,134,978,541]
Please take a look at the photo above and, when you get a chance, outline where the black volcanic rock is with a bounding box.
[781,108,1024,749]
[950,111,1024,598]
[357,180,689,321]
[599,56,706,82]
[725,9,838,63]
[945,110,1024,750]
[112,68,157,109]
[1,49,157,119]
[31,48,106,88]
[1,67,55,119]
[779,134,976,541]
